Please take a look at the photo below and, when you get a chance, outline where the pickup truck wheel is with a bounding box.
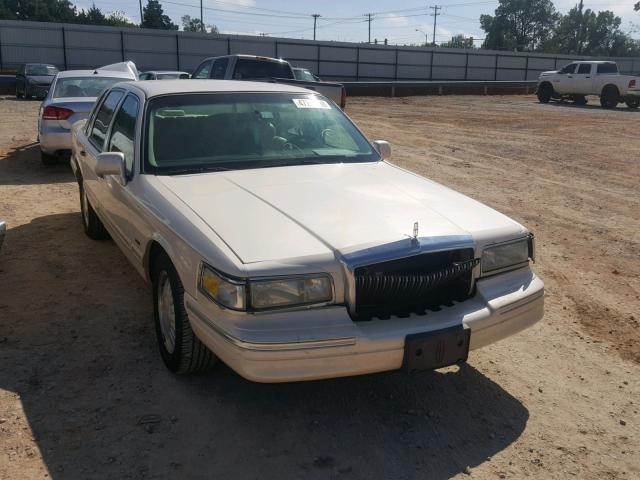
[600,86,619,109]
[79,182,109,240]
[625,99,639,109]
[16,85,23,99]
[536,83,552,103]
[152,254,217,374]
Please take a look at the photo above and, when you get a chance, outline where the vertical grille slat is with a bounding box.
[353,249,478,321]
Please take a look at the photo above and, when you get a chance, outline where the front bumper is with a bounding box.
[187,268,544,383]
[39,122,71,154]
[626,90,640,98]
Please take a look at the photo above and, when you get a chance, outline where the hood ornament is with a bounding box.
[411,222,419,244]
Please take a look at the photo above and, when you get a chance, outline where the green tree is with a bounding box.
[181,14,219,33]
[141,0,177,30]
[635,2,639,11]
[77,3,107,25]
[0,0,78,22]
[440,34,475,49]
[480,0,559,51]
[106,11,136,27]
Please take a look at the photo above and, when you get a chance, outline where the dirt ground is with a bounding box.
[0,95,638,480]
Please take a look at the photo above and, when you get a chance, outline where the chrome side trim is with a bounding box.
[186,299,356,352]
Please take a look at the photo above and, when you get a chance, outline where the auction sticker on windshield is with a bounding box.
[292,98,331,109]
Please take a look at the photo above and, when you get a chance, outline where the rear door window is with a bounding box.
[211,58,229,79]
[89,90,124,150]
[577,64,591,74]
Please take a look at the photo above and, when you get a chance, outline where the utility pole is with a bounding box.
[200,0,204,32]
[139,0,143,25]
[429,5,440,46]
[576,0,584,55]
[365,13,374,44]
[312,14,320,41]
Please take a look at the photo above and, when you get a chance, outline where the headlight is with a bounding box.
[199,264,333,311]
[250,275,333,310]
[481,234,535,275]
[200,265,246,310]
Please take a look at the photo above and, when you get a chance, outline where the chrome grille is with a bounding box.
[353,248,477,321]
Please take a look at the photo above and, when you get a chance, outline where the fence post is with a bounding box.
[429,49,433,80]
[227,37,231,55]
[494,53,498,81]
[464,52,469,80]
[61,27,67,69]
[120,31,125,62]
[175,33,180,70]
[316,44,320,76]
[274,40,278,58]
[356,46,360,81]
[394,48,398,80]
[524,54,529,80]
[0,24,3,72]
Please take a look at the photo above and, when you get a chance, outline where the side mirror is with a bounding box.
[95,152,126,184]
[373,140,391,160]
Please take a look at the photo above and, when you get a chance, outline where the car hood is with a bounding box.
[539,70,558,76]
[157,162,526,264]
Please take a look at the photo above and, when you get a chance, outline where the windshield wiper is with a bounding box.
[163,165,232,175]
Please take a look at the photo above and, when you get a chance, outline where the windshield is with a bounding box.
[232,59,293,80]
[26,64,58,76]
[145,93,378,174]
[53,77,132,98]
[294,69,316,82]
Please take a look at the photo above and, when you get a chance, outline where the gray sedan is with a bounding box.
[38,63,137,165]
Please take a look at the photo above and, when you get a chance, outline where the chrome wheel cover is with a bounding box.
[157,271,177,354]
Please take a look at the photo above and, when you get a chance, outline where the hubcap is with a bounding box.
[157,271,177,354]
[81,187,90,227]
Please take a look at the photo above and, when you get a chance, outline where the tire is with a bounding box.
[573,95,587,106]
[79,181,109,240]
[152,252,217,374]
[536,83,552,103]
[600,86,619,109]
[625,98,639,109]
[40,150,58,166]
[16,85,23,99]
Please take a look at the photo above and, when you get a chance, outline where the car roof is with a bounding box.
[24,63,56,67]
[144,71,189,75]
[125,79,319,98]
[571,61,615,64]
[202,54,289,64]
[56,69,137,79]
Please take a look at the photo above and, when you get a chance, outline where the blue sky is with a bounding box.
[75,0,640,44]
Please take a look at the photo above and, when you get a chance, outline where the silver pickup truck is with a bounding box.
[191,54,346,109]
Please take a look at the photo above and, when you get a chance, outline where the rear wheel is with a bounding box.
[79,181,109,240]
[536,83,553,103]
[152,252,217,374]
[15,85,23,99]
[600,86,619,109]
[625,98,639,109]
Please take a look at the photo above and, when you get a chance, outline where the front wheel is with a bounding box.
[152,253,217,374]
[16,85,23,99]
[625,98,639,109]
[79,181,109,240]
[536,83,552,103]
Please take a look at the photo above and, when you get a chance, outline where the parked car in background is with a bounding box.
[15,63,59,99]
[139,71,190,80]
[192,54,346,109]
[537,61,640,108]
[0,220,5,252]
[292,67,320,82]
[70,79,543,382]
[38,61,138,165]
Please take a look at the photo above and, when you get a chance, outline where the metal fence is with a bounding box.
[1,19,638,81]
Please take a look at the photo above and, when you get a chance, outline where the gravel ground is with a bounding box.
[0,95,638,480]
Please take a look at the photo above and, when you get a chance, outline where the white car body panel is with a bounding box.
[71,80,544,382]
[538,61,640,98]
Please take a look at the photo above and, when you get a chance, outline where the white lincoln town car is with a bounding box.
[70,80,544,382]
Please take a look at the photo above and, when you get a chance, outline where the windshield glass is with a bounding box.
[26,64,58,76]
[232,59,293,80]
[53,77,132,98]
[145,93,378,174]
[294,69,316,82]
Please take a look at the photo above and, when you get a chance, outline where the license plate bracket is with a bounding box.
[404,326,470,372]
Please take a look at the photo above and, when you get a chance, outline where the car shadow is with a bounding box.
[540,99,640,112]
[0,141,74,186]
[0,213,529,480]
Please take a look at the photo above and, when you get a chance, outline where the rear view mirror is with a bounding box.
[373,140,392,160]
[95,152,126,184]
